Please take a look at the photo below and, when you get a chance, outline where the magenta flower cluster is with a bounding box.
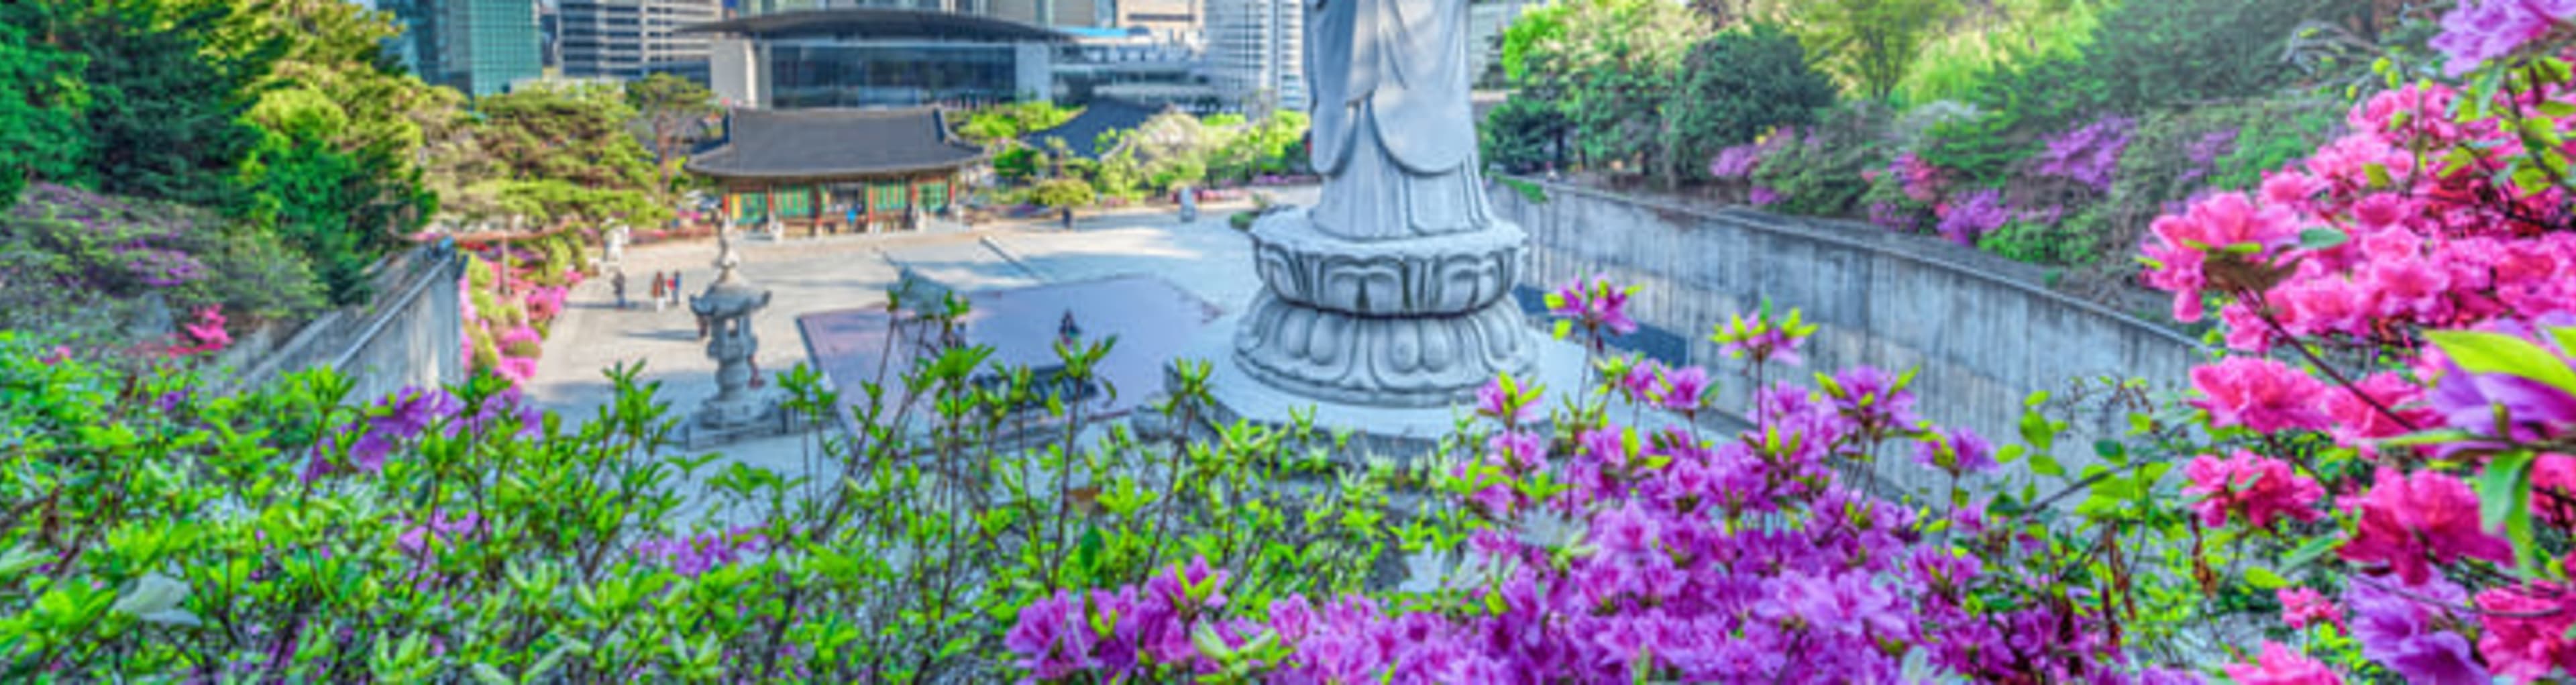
[634,527,771,578]
[1934,189,2009,246]
[2430,0,2576,74]
[2033,116,2136,193]
[1006,360,2182,682]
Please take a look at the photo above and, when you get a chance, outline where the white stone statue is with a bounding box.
[1230,0,1536,407]
[1304,0,1493,240]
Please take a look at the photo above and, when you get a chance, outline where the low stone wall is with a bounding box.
[215,246,466,403]
[1494,180,2206,496]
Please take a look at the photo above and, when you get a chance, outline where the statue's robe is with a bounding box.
[1305,0,1494,240]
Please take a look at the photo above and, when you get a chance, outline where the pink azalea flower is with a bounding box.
[2278,586,2344,630]
[2475,581,2576,680]
[2189,357,2332,434]
[2340,469,2515,586]
[2224,642,2343,685]
[2320,372,2432,448]
[2183,450,2324,529]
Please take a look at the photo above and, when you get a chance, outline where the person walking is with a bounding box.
[1060,207,1073,231]
[669,272,684,308]
[649,270,666,311]
[611,270,628,309]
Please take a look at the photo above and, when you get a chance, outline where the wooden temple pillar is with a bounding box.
[762,185,779,235]
[807,184,821,239]
[908,177,923,231]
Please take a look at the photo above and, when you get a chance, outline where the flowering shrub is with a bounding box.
[999,275,2207,682]
[2033,116,2138,193]
[1935,188,2009,246]
[2112,14,2576,682]
[0,272,1410,681]
[0,183,322,342]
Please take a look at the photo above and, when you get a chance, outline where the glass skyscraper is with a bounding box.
[383,0,545,97]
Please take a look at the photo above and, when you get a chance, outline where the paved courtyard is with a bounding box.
[529,188,1316,514]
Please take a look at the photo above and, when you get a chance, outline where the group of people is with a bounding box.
[610,270,684,312]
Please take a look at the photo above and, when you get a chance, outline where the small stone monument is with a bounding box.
[602,224,629,269]
[686,225,784,441]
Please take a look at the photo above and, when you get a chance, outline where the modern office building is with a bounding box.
[1053,28,1218,112]
[384,0,546,97]
[1114,0,1197,44]
[559,0,722,80]
[688,9,1069,109]
[730,0,1099,25]
[1203,0,1301,113]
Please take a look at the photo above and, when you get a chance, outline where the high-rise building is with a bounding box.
[559,0,721,80]
[1204,0,1300,114]
[384,0,546,97]
[1116,0,1197,44]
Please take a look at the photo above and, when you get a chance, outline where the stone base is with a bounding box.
[1233,292,1539,408]
[682,393,812,448]
[1188,314,1591,460]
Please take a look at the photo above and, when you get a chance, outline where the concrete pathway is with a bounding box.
[526,187,1317,518]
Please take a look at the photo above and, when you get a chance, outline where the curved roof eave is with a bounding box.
[686,154,991,181]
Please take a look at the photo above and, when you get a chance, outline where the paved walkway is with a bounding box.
[527,187,1317,517]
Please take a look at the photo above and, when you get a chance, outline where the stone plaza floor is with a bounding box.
[527,188,1319,515]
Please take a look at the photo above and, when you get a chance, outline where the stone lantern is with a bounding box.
[688,225,779,433]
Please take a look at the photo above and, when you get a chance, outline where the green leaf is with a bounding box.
[2426,329,2576,399]
[2029,453,2065,478]
[2244,566,2289,590]
[2279,535,2337,570]
[470,664,513,685]
[2297,228,2349,250]
[2480,450,2540,571]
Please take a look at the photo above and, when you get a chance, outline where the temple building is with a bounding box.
[684,107,987,235]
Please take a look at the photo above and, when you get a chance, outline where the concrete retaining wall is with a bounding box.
[1494,180,2206,495]
[216,246,466,403]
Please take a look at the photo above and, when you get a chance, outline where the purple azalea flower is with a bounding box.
[371,386,463,440]
[348,431,395,474]
[2347,574,2489,684]
[1913,427,1996,476]
[1475,377,1536,425]
[1488,430,1550,470]
[1658,365,1711,413]
[1827,366,1923,429]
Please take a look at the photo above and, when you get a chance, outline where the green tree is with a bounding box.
[0,15,87,210]
[1657,25,1839,185]
[1030,178,1096,210]
[44,0,280,212]
[1530,0,1707,174]
[627,72,720,191]
[471,85,669,228]
[1481,95,1568,174]
[239,89,431,304]
[1782,0,1963,101]
[1975,0,2365,129]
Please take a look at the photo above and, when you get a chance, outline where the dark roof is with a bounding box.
[677,9,1068,42]
[686,107,987,180]
[1020,99,1172,160]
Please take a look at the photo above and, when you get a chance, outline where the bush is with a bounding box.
[1748,103,1892,217]
[1972,0,2365,131]
[1030,178,1097,210]
[1658,25,1839,186]
[0,183,323,339]
[1480,95,1569,175]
